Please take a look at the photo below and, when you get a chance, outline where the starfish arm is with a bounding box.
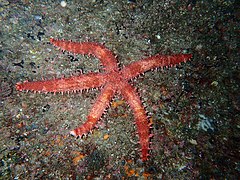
[120,81,150,161]
[50,38,118,72]
[16,73,107,93]
[70,83,116,137]
[121,54,192,80]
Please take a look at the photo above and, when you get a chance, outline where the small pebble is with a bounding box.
[60,1,67,7]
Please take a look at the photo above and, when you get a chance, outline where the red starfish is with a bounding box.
[16,38,192,161]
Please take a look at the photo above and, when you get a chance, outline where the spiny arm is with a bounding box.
[50,38,118,72]
[120,81,150,161]
[121,54,192,80]
[70,83,116,137]
[16,73,107,93]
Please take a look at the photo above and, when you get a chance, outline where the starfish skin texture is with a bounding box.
[16,38,192,161]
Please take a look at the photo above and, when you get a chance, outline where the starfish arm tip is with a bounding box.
[70,130,77,137]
